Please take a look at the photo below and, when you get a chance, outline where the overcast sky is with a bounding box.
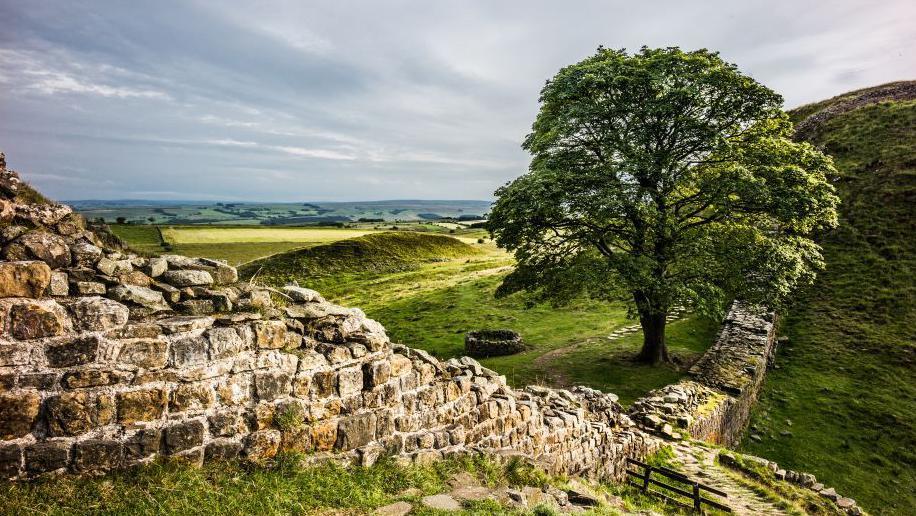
[1,1,913,202]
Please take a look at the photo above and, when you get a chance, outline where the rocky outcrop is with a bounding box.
[0,154,658,480]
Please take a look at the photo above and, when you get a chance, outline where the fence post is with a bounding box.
[642,466,652,492]
[693,482,701,512]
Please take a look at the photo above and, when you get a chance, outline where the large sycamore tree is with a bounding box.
[488,47,839,364]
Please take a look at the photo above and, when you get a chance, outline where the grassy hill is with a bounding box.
[740,82,916,514]
[240,231,482,284]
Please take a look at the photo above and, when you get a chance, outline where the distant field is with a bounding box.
[110,225,379,265]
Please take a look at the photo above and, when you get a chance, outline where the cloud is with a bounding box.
[0,0,912,201]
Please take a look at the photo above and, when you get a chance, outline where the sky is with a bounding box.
[0,1,913,202]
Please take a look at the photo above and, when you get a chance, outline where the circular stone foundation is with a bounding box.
[464,329,526,358]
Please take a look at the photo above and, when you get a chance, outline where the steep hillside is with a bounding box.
[741,82,916,514]
[239,231,481,284]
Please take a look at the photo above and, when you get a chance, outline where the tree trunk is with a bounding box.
[636,310,670,365]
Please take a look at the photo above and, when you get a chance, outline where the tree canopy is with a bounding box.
[488,47,839,364]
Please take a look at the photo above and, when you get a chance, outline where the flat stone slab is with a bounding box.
[373,501,412,516]
[421,494,462,511]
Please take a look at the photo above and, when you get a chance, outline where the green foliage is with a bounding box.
[489,46,839,361]
[741,91,916,514]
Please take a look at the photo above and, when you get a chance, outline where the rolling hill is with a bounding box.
[740,81,916,514]
[239,231,482,285]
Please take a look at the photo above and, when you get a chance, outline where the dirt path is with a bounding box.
[671,442,789,515]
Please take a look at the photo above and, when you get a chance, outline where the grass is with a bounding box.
[0,452,665,516]
[740,91,916,514]
[160,227,376,244]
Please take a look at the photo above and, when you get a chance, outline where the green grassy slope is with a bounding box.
[240,231,481,283]
[740,83,916,514]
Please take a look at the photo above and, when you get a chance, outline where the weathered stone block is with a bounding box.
[124,429,162,460]
[74,281,106,295]
[389,354,413,377]
[61,369,132,389]
[364,360,391,389]
[161,270,214,287]
[209,411,249,437]
[49,271,69,296]
[292,373,312,398]
[18,372,58,390]
[108,285,169,311]
[170,334,208,367]
[145,257,168,278]
[0,391,40,439]
[311,370,337,397]
[118,271,152,287]
[151,281,180,303]
[24,441,70,475]
[312,420,338,451]
[207,326,247,359]
[0,261,51,298]
[46,391,115,436]
[0,343,30,367]
[158,315,214,334]
[45,335,99,367]
[216,374,251,406]
[70,241,103,266]
[0,443,22,478]
[117,338,169,369]
[164,420,205,453]
[117,387,167,424]
[254,371,292,401]
[336,412,377,450]
[16,231,71,268]
[96,257,132,277]
[177,299,215,315]
[10,301,69,340]
[72,439,123,472]
[170,382,216,412]
[205,440,243,461]
[244,429,281,462]
[337,367,363,397]
[254,320,287,349]
[70,296,129,331]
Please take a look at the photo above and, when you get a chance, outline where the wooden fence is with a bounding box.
[625,458,732,513]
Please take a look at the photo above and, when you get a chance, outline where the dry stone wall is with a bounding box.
[629,302,778,446]
[0,154,658,481]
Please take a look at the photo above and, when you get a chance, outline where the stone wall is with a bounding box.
[0,155,658,481]
[629,302,778,446]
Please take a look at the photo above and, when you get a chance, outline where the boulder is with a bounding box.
[0,261,51,298]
